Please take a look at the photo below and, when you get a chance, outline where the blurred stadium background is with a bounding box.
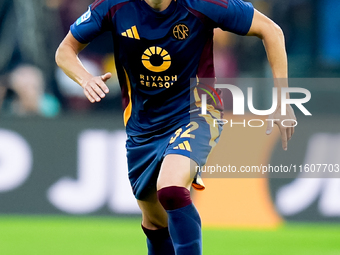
[1,0,340,254]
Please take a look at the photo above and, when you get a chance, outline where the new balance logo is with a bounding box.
[121,26,140,40]
[173,141,192,152]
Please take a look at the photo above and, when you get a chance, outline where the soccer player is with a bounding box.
[55,0,296,254]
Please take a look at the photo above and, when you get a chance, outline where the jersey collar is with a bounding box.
[139,0,177,18]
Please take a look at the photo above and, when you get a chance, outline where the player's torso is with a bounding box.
[110,0,214,134]
[113,0,211,90]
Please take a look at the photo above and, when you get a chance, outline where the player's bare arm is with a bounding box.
[55,31,110,103]
[247,9,296,151]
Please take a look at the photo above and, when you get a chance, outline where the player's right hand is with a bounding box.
[82,72,111,103]
[266,104,296,151]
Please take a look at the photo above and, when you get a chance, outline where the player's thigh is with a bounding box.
[137,191,168,230]
[157,154,198,190]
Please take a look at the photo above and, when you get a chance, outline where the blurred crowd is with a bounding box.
[0,0,339,116]
[0,0,119,116]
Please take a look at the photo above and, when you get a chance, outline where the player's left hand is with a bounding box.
[266,105,296,151]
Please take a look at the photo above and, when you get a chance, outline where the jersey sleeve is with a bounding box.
[184,0,254,35]
[70,1,110,44]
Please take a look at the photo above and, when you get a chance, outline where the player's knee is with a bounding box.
[143,215,167,230]
[157,186,192,211]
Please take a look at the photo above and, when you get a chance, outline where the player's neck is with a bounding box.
[144,0,172,11]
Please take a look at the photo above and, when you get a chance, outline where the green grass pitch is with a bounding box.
[0,216,340,255]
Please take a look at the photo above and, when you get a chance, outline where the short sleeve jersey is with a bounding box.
[71,0,254,136]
